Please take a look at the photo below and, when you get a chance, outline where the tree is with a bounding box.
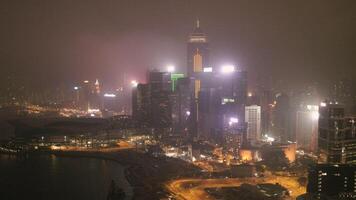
[261,148,289,170]
[298,177,308,187]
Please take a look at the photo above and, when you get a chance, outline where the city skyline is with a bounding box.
[1,0,356,90]
[1,1,356,200]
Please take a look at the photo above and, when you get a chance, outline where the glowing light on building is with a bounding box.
[264,134,275,142]
[222,98,235,104]
[229,117,239,126]
[167,65,175,72]
[186,111,191,116]
[203,67,213,72]
[320,102,327,107]
[170,73,184,91]
[83,80,89,83]
[230,117,238,123]
[221,65,235,73]
[248,92,252,97]
[88,108,100,113]
[131,80,138,87]
[311,111,320,121]
[74,86,79,90]
[104,93,116,98]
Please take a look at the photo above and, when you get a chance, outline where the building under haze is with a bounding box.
[174,77,196,137]
[187,19,210,77]
[245,105,261,141]
[197,70,248,143]
[273,93,291,142]
[318,102,356,164]
[132,70,173,133]
[132,83,151,128]
[296,105,319,152]
[306,164,356,199]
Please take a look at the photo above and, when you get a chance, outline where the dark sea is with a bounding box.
[0,153,132,200]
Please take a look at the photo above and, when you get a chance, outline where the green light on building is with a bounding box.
[171,73,185,91]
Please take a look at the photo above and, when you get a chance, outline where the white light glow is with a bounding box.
[186,111,191,116]
[221,65,235,73]
[83,80,89,83]
[104,93,116,98]
[74,86,79,90]
[320,102,327,107]
[264,135,275,142]
[131,80,138,87]
[230,117,238,123]
[311,111,320,121]
[167,65,175,72]
[88,108,100,113]
[203,67,213,72]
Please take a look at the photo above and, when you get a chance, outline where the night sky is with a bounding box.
[1,0,355,89]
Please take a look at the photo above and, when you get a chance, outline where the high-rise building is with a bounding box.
[147,70,172,92]
[186,20,210,139]
[197,70,248,142]
[273,93,291,142]
[218,70,248,135]
[259,90,274,135]
[245,105,262,141]
[148,70,172,130]
[175,77,196,136]
[187,20,209,77]
[296,105,319,152]
[80,80,91,110]
[306,164,356,199]
[132,70,173,132]
[318,102,356,164]
[132,83,151,128]
[198,87,221,140]
[170,73,185,92]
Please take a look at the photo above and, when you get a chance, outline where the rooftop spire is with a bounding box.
[196,19,200,28]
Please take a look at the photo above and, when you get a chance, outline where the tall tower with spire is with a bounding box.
[185,20,210,139]
[187,19,209,77]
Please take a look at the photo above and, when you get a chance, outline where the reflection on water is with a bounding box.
[0,153,132,200]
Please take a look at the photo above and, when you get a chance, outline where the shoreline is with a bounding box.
[1,148,202,200]
[0,150,135,200]
[44,150,135,200]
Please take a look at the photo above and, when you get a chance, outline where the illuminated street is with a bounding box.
[167,175,306,200]
[50,140,134,152]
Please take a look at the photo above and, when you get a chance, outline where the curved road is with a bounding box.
[166,176,305,200]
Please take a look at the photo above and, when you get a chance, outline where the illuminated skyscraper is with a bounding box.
[318,102,356,164]
[296,105,319,152]
[245,105,262,141]
[273,93,291,142]
[306,164,356,199]
[187,19,209,77]
[94,79,100,94]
